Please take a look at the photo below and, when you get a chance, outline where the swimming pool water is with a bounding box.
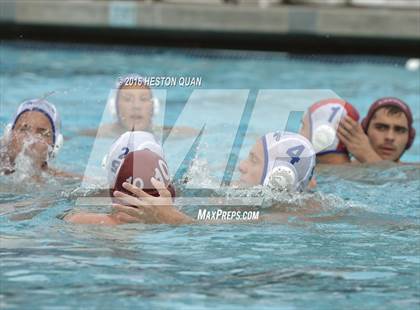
[0,41,419,309]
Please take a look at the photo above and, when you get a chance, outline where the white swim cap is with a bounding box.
[106,74,160,121]
[261,131,316,192]
[7,98,63,158]
[103,131,164,188]
[306,98,359,155]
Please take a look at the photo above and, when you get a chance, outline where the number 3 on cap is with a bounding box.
[286,145,304,165]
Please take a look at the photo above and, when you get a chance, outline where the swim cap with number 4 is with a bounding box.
[261,132,316,192]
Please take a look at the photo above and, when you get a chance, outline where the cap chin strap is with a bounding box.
[152,98,160,115]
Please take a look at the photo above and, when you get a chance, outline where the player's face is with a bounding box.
[238,140,265,186]
[117,86,154,131]
[10,111,53,166]
[367,108,409,161]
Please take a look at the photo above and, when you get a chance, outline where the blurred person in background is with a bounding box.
[338,97,415,163]
[80,74,196,139]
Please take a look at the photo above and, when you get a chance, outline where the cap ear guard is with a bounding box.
[152,97,160,115]
[107,89,118,119]
[264,161,298,192]
[312,124,337,154]
[49,133,63,159]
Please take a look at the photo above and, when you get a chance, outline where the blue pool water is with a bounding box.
[1,41,419,309]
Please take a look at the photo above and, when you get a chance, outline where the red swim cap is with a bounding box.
[361,97,416,150]
[111,149,176,199]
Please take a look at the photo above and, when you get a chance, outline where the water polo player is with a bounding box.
[237,131,316,191]
[300,98,360,164]
[338,97,416,163]
[111,132,317,225]
[65,131,176,225]
[0,99,71,178]
[80,74,196,139]
[80,75,159,138]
